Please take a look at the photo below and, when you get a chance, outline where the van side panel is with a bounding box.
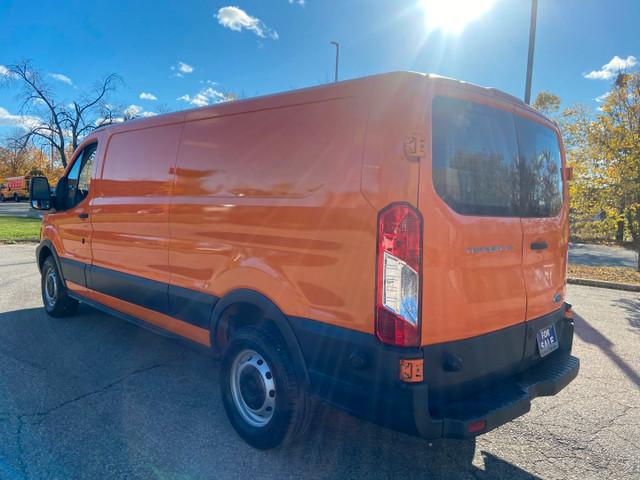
[169,86,378,333]
[361,74,426,211]
[91,123,184,286]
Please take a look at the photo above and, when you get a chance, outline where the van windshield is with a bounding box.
[431,96,563,218]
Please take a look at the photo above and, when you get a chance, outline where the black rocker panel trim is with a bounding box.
[59,257,87,287]
[83,264,218,330]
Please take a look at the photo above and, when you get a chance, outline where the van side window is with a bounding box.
[66,142,97,209]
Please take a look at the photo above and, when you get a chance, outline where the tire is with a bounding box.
[0,195,5,202]
[41,256,79,317]
[14,193,19,202]
[220,326,313,449]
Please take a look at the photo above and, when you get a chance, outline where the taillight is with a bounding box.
[376,203,422,347]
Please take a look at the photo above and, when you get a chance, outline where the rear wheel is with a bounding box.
[41,256,78,317]
[0,195,5,202]
[220,326,313,449]
[13,193,19,202]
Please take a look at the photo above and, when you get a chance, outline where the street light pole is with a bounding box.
[330,41,339,83]
[524,0,538,105]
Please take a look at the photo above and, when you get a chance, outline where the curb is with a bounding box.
[0,239,39,245]
[568,277,640,292]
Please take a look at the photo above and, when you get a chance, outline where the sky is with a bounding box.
[0,0,639,137]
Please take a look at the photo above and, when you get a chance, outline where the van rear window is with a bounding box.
[431,96,563,218]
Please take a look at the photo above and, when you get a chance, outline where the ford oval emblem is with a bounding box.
[553,293,562,304]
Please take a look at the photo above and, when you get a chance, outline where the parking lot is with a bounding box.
[0,243,639,479]
[0,202,42,218]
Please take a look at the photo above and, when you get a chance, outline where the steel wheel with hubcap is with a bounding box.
[220,326,313,449]
[230,349,277,427]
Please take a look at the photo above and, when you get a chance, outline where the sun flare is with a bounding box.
[420,0,496,34]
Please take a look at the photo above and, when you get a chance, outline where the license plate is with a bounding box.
[537,324,559,357]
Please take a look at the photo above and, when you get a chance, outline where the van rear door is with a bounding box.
[420,90,568,347]
[420,93,527,347]
[515,116,567,321]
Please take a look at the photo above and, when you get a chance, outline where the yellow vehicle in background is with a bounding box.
[0,176,31,202]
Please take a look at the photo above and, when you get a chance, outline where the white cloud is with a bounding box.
[124,104,144,118]
[178,62,193,74]
[584,55,638,80]
[595,91,611,103]
[96,116,123,126]
[216,6,279,39]
[0,65,18,79]
[96,105,158,125]
[177,87,227,108]
[0,107,43,130]
[170,62,194,78]
[139,92,158,101]
[50,73,73,85]
[289,0,306,5]
[190,95,209,107]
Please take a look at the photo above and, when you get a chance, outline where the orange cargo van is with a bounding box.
[30,72,579,449]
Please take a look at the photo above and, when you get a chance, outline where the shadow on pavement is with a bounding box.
[0,304,541,479]
[613,297,640,335]
[573,311,640,388]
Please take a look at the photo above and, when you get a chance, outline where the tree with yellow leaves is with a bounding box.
[562,70,640,271]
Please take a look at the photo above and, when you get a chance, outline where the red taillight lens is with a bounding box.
[376,204,422,347]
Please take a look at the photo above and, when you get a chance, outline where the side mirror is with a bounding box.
[30,176,52,210]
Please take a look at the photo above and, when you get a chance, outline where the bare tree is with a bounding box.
[1,60,123,167]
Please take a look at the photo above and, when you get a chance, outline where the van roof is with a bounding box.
[93,71,542,136]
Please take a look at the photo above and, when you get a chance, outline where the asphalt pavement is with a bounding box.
[0,244,639,479]
[0,202,43,218]
[569,243,638,269]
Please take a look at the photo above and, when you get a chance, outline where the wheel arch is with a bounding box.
[209,289,310,388]
[36,239,65,283]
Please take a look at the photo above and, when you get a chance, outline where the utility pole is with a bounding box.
[524,0,538,105]
[330,41,339,83]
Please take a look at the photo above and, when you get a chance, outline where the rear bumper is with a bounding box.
[427,352,579,438]
[289,304,579,439]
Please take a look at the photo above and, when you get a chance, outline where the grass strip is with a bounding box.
[0,214,41,242]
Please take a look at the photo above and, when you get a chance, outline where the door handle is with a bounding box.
[531,242,548,250]
[78,213,89,219]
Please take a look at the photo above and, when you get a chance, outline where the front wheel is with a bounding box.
[41,256,79,317]
[0,195,5,202]
[13,193,19,202]
[220,326,313,449]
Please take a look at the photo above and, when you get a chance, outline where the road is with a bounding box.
[0,244,639,479]
[0,202,43,218]
[569,243,638,269]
